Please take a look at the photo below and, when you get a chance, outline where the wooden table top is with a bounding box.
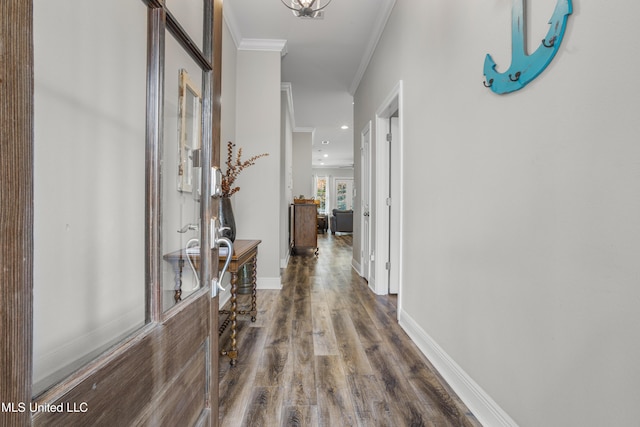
[163,239,261,262]
[220,239,261,260]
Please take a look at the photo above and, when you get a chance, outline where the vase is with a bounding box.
[218,197,236,242]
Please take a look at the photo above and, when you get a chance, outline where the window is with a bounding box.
[316,176,327,212]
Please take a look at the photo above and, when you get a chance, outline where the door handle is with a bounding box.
[213,236,233,293]
[211,218,234,296]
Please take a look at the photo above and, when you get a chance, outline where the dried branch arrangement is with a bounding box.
[221,141,269,197]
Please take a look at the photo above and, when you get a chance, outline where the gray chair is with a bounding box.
[330,209,353,234]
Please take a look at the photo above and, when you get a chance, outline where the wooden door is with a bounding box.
[0,0,224,425]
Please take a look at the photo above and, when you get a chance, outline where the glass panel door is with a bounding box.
[32,0,147,394]
[335,178,354,210]
[161,30,207,312]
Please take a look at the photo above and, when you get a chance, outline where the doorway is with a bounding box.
[373,81,403,303]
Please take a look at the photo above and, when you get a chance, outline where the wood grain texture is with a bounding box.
[315,355,357,427]
[219,234,481,426]
[1,1,33,426]
[242,386,284,427]
[281,405,319,427]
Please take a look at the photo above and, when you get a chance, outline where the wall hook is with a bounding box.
[542,36,557,48]
[509,71,521,82]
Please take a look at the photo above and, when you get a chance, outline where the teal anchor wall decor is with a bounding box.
[483,0,572,94]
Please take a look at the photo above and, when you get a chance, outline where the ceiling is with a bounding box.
[224,0,396,168]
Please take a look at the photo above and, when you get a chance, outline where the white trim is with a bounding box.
[257,276,283,290]
[351,258,362,276]
[294,126,315,134]
[349,0,397,95]
[313,164,354,169]
[281,82,296,129]
[238,38,288,57]
[373,81,403,298]
[280,251,290,269]
[398,310,519,427]
[367,275,376,294]
[359,121,372,284]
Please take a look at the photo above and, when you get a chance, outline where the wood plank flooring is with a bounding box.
[218,233,481,427]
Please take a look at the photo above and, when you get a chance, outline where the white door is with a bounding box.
[388,115,400,294]
[361,123,371,281]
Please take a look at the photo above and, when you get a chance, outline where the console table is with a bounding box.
[218,239,261,366]
[163,239,261,366]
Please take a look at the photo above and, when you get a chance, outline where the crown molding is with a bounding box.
[239,39,288,57]
[294,127,315,134]
[223,4,287,56]
[349,0,397,95]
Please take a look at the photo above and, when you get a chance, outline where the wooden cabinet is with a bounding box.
[290,203,318,255]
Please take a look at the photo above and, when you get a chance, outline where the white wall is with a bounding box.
[221,20,237,155]
[292,132,313,199]
[354,1,640,426]
[234,49,282,288]
[217,18,239,305]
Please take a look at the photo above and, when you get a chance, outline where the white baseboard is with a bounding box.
[280,252,290,269]
[351,258,362,276]
[398,310,519,427]
[257,276,282,290]
[218,289,231,309]
[368,276,376,293]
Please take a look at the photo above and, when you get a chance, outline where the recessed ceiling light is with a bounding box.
[324,154,329,157]
[341,125,349,130]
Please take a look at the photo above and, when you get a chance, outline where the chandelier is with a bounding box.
[280,0,333,18]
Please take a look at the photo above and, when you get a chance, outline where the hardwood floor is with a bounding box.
[218,233,481,427]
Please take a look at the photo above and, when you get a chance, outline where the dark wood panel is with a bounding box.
[141,346,208,426]
[0,1,33,426]
[32,292,211,427]
[161,291,210,382]
[33,331,156,426]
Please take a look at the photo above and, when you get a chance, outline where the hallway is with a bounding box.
[218,234,481,426]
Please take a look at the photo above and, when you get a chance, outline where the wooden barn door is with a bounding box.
[0,0,224,425]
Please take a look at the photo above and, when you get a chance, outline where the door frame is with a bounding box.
[1,0,224,425]
[360,121,372,284]
[373,81,403,307]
